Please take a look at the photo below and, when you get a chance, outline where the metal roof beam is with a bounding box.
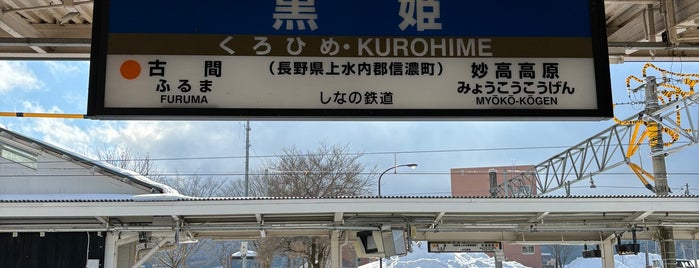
[608,42,699,50]
[623,211,654,222]
[0,37,91,47]
[256,213,266,237]
[0,12,47,53]
[0,52,89,60]
[529,212,551,223]
[430,211,446,229]
[0,0,92,14]
[605,0,661,3]
[333,212,343,223]
[95,216,108,225]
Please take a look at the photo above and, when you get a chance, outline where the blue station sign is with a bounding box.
[88,0,612,119]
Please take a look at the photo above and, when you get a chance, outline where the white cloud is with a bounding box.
[21,101,57,113]
[88,121,246,173]
[61,90,87,110]
[92,121,178,150]
[9,117,241,174]
[44,61,80,77]
[0,61,42,93]
[18,102,92,154]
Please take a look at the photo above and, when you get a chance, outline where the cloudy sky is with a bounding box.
[0,60,697,196]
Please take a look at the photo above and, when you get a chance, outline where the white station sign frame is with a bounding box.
[427,241,502,253]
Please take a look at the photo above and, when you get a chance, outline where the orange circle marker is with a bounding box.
[120,60,141,80]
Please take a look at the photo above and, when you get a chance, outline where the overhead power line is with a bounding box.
[2,171,699,178]
[6,142,689,165]
[0,141,692,169]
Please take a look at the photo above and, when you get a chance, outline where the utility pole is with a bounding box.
[645,77,670,195]
[646,76,677,268]
[245,120,251,197]
[264,168,269,196]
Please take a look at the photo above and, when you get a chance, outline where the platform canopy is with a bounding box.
[0,0,698,61]
[1,195,698,243]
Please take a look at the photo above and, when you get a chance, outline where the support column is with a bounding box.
[241,241,248,268]
[104,232,118,268]
[659,227,677,268]
[331,231,341,268]
[494,249,504,268]
[601,238,615,268]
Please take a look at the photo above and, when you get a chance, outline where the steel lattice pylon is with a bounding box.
[493,90,699,197]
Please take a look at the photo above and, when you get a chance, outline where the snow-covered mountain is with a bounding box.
[358,242,529,268]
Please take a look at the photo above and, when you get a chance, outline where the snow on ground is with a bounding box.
[357,243,689,268]
[359,242,529,268]
[567,253,663,268]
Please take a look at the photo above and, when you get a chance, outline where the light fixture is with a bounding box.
[178,231,199,244]
[589,177,597,189]
[582,244,601,258]
[377,163,418,197]
[615,230,640,255]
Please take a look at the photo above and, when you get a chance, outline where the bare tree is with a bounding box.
[209,241,237,268]
[151,243,205,268]
[544,244,578,268]
[96,146,231,268]
[266,144,373,197]
[278,237,330,268]
[226,170,271,197]
[253,238,281,268]
[95,145,162,180]
[225,144,374,268]
[149,175,228,268]
[159,175,227,197]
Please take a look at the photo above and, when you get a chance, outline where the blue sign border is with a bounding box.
[107,1,592,37]
[88,0,612,120]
